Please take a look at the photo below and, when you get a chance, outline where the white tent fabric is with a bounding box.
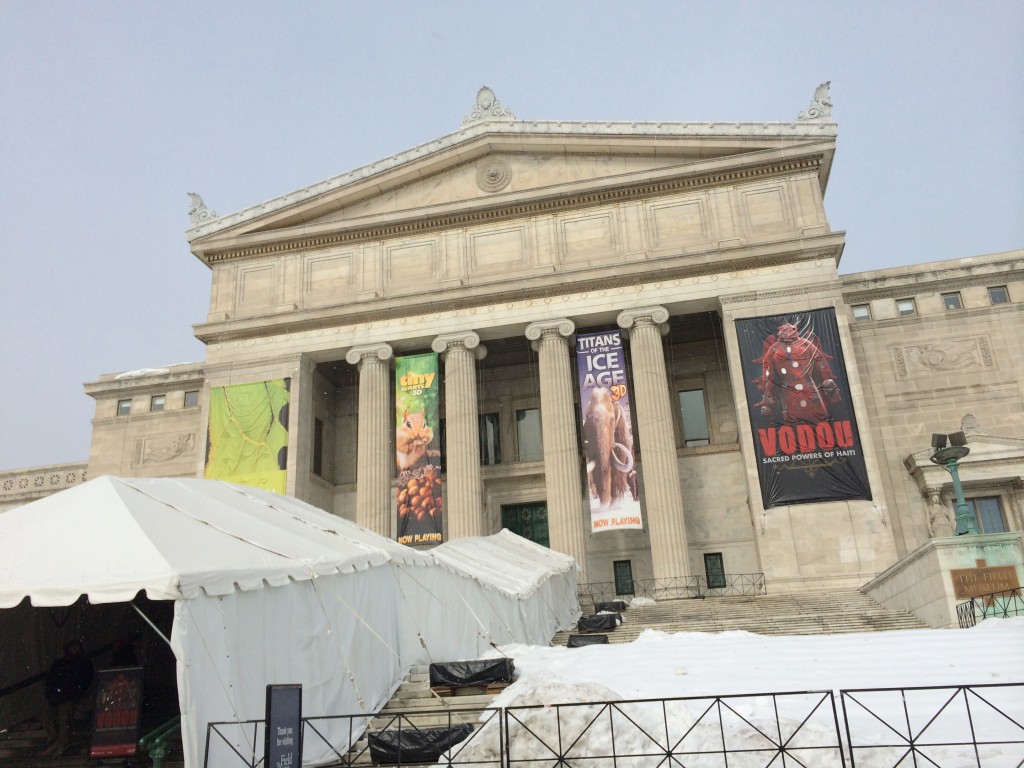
[0,476,579,768]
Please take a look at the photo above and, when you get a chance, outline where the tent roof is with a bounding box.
[0,476,431,607]
[431,529,576,598]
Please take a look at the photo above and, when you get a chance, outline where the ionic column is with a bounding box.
[617,307,690,580]
[432,332,486,539]
[345,343,394,537]
[525,318,588,580]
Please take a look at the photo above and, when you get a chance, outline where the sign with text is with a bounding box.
[395,353,443,545]
[265,684,302,768]
[89,667,143,758]
[736,308,871,508]
[950,565,1021,599]
[576,330,642,532]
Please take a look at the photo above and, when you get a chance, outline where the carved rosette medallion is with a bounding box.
[476,158,512,193]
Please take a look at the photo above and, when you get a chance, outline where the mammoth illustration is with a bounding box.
[582,388,635,510]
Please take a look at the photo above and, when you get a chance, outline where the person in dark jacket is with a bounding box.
[41,640,94,755]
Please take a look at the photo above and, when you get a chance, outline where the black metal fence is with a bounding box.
[956,587,1024,628]
[578,573,767,604]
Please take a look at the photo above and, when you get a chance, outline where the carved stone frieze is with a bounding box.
[134,433,198,466]
[796,81,833,122]
[462,86,517,126]
[476,158,512,193]
[188,193,218,225]
[894,338,993,378]
[0,465,88,500]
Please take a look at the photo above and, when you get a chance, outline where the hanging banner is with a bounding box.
[735,308,871,509]
[395,353,443,545]
[205,379,290,493]
[576,330,643,531]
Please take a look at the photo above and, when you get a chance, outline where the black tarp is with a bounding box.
[567,634,610,647]
[577,613,620,632]
[594,601,628,612]
[368,724,474,765]
[429,659,514,687]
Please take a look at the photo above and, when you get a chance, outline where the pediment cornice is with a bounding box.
[193,150,828,265]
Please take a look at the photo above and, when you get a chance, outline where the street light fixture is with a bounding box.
[929,431,978,535]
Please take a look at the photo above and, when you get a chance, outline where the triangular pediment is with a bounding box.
[189,120,837,261]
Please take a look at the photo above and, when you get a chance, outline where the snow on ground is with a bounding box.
[446,618,1024,766]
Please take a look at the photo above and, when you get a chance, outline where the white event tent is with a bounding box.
[0,476,579,768]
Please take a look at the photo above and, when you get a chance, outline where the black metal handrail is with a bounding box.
[956,587,1024,628]
[204,682,1024,767]
[577,572,766,603]
[840,683,1024,767]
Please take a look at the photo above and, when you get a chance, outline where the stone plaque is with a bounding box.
[950,565,1021,599]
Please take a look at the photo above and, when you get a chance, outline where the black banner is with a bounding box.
[89,667,143,758]
[736,308,871,508]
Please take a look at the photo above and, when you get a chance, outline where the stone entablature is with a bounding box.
[0,463,88,510]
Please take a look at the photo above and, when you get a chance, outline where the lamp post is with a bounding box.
[929,431,978,536]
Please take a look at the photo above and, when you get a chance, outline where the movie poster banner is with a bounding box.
[89,666,144,758]
[576,330,643,532]
[395,353,443,545]
[205,378,290,493]
[735,308,871,509]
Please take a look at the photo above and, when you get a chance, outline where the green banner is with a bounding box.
[395,354,443,545]
[204,379,290,493]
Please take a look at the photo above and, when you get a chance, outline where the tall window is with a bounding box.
[312,417,324,477]
[960,497,1007,534]
[150,395,165,413]
[479,412,502,465]
[613,560,634,596]
[704,552,726,589]
[678,389,710,447]
[516,408,543,462]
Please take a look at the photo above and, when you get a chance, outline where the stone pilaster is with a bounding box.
[345,343,394,538]
[525,318,588,580]
[617,307,690,580]
[432,331,486,539]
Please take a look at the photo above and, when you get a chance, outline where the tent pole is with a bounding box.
[131,601,172,648]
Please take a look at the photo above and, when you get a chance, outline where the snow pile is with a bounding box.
[629,596,656,607]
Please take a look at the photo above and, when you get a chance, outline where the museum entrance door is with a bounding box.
[501,502,549,547]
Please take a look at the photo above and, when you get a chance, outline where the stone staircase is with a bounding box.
[555,588,928,645]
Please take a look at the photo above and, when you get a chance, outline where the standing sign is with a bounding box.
[89,666,144,758]
[575,330,643,531]
[265,684,302,768]
[735,308,871,509]
[395,353,444,545]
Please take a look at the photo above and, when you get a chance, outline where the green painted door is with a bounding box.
[501,502,549,547]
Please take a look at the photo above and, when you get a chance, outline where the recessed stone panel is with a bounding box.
[560,213,616,262]
[649,198,710,247]
[385,240,439,286]
[470,227,527,273]
[304,251,353,304]
[740,185,792,234]
[238,265,277,309]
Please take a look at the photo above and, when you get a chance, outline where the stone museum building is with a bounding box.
[3,86,1022,597]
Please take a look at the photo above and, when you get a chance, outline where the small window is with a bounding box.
[960,497,1007,534]
[479,412,502,466]
[896,298,917,317]
[942,292,963,310]
[988,285,1010,304]
[613,560,635,596]
[150,395,165,413]
[116,399,132,416]
[678,389,710,447]
[184,390,200,408]
[851,304,871,321]
[312,417,324,477]
[515,408,543,463]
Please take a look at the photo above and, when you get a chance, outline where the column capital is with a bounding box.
[345,343,394,367]
[431,331,487,361]
[617,306,670,332]
[525,318,575,346]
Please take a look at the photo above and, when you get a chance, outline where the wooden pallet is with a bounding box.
[430,681,510,698]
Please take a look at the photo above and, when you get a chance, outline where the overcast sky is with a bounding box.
[1,2,1022,471]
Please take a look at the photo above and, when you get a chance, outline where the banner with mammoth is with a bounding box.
[204,378,290,493]
[576,330,643,532]
[735,307,872,509]
[395,353,444,545]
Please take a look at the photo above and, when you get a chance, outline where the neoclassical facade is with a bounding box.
[4,87,1021,594]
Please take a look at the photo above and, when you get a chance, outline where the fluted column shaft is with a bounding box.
[525,319,588,580]
[345,343,394,538]
[618,307,690,580]
[432,332,486,539]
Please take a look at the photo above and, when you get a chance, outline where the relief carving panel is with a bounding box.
[893,337,994,379]
[133,433,197,467]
